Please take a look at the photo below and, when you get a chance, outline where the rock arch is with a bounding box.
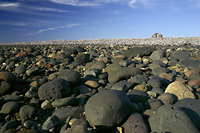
[152,33,163,38]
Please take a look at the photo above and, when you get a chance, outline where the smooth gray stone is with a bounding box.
[51,97,75,107]
[85,90,133,130]
[174,98,200,130]
[1,101,19,114]
[19,105,37,119]
[149,104,199,133]
[0,120,18,133]
[42,115,61,130]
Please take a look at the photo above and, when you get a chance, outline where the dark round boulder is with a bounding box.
[85,90,133,130]
[74,54,90,64]
[57,69,81,86]
[38,78,70,100]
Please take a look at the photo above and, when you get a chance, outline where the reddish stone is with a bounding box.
[185,70,199,78]
[16,51,27,57]
[45,63,52,68]
[114,54,127,59]
[52,53,63,60]
[188,78,200,86]
[0,81,11,95]
[85,80,99,88]
[92,89,97,94]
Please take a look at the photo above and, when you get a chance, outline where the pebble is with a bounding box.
[0,43,200,132]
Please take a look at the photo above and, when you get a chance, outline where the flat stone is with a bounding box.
[52,107,84,121]
[108,67,142,83]
[85,80,99,88]
[123,47,155,58]
[51,97,76,107]
[165,81,196,100]
[0,101,19,114]
[127,90,149,103]
[149,104,199,133]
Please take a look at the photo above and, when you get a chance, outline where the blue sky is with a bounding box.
[0,0,200,43]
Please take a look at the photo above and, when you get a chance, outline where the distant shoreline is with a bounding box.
[1,36,200,45]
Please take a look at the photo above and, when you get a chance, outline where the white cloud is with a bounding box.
[0,2,72,13]
[50,0,100,6]
[29,6,70,12]
[27,23,82,35]
[0,2,19,7]
[129,0,136,8]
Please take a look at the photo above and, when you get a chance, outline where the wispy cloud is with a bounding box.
[129,0,137,8]
[26,23,82,35]
[0,2,72,14]
[0,2,19,7]
[50,0,124,6]
[50,0,100,6]
[0,22,27,26]
[29,6,70,12]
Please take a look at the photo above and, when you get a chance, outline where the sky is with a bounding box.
[0,0,200,43]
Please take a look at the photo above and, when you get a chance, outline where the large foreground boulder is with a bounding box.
[174,98,200,130]
[149,104,199,133]
[85,90,133,130]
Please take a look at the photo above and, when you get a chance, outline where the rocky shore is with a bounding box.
[0,38,200,133]
[1,36,200,45]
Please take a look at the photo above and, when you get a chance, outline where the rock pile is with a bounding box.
[0,42,200,132]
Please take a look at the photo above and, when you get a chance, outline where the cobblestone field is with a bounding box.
[1,36,200,45]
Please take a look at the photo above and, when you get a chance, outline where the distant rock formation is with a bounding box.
[152,33,163,38]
